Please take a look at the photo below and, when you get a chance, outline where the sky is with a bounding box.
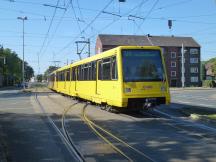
[0,0,216,74]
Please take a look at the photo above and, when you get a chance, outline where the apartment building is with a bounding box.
[95,34,201,87]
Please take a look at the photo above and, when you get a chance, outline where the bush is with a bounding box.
[202,80,216,88]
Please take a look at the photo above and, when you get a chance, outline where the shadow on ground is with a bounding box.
[1,109,216,162]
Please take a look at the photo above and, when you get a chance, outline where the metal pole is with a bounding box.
[22,19,25,90]
[37,53,40,75]
[181,43,185,88]
[18,16,27,90]
[88,38,90,57]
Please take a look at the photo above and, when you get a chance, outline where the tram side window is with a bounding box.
[71,68,76,81]
[84,64,88,80]
[58,72,60,81]
[77,66,80,80]
[98,60,102,80]
[66,69,70,81]
[56,72,59,81]
[59,72,61,81]
[57,72,60,81]
[88,63,92,80]
[60,72,62,81]
[111,56,118,80]
[102,58,111,80]
[92,61,96,80]
[81,65,84,80]
[78,65,82,80]
[60,71,65,81]
[61,71,64,81]
[64,71,66,81]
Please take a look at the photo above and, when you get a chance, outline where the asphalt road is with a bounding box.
[38,89,216,162]
[170,88,216,108]
[1,87,216,162]
[0,89,78,162]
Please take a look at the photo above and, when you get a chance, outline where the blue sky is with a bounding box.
[0,0,216,74]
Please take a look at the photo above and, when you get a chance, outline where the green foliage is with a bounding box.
[200,62,206,81]
[205,57,216,76]
[202,80,216,88]
[43,66,59,80]
[0,46,34,86]
[37,74,43,82]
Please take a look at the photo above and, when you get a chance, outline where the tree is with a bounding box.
[204,57,216,79]
[201,61,206,80]
[208,58,216,76]
[0,46,34,86]
[37,74,43,82]
[43,66,59,80]
[25,62,34,81]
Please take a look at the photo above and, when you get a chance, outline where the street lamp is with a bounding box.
[181,43,187,88]
[17,16,27,90]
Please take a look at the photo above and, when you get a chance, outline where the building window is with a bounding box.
[190,48,198,55]
[190,67,198,73]
[171,61,176,67]
[191,76,198,82]
[171,71,176,77]
[190,58,198,63]
[171,52,176,58]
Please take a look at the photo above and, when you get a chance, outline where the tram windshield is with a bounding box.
[122,49,165,82]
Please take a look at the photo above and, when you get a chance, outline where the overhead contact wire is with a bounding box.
[38,0,60,57]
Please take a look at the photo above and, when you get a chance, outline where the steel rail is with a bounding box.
[82,105,156,162]
[34,92,84,162]
[45,91,154,161]
[153,109,216,134]
[61,102,86,161]
[47,93,133,161]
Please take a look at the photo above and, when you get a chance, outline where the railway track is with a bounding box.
[34,92,85,162]
[43,91,156,162]
[34,88,216,161]
[119,107,216,141]
[152,109,216,139]
[82,104,156,162]
[48,91,216,159]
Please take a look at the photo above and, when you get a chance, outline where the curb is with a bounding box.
[170,88,214,91]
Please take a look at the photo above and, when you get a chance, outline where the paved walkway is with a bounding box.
[0,89,77,162]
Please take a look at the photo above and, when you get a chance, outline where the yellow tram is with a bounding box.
[48,46,170,109]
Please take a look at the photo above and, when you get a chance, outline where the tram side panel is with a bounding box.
[95,53,124,107]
